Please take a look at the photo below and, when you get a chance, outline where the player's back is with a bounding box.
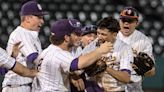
[33,44,74,92]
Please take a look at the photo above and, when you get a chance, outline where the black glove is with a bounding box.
[84,57,108,77]
[133,52,154,75]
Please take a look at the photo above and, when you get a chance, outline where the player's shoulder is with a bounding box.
[134,30,152,43]
[114,39,131,50]
[46,44,72,56]
[10,26,24,36]
[134,30,149,39]
[82,39,98,54]
[115,39,128,47]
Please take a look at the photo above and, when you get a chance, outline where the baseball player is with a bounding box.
[71,25,97,58]
[117,7,155,92]
[2,1,46,92]
[31,19,113,92]
[70,25,97,92]
[79,16,134,92]
[0,43,37,78]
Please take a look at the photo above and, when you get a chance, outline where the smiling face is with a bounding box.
[97,28,117,44]
[22,15,44,32]
[119,18,138,37]
[29,15,44,31]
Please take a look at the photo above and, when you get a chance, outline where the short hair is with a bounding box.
[97,16,120,32]
[49,35,65,45]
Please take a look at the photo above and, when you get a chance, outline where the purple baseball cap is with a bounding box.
[51,19,82,39]
[81,25,97,36]
[20,1,47,16]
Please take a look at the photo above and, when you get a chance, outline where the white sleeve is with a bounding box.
[7,31,39,58]
[133,39,155,62]
[0,48,16,69]
[119,46,133,71]
[82,39,97,55]
[19,36,38,57]
[57,52,74,73]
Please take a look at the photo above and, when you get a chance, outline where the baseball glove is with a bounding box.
[84,57,108,77]
[133,52,154,75]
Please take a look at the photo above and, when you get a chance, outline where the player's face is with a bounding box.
[81,33,96,47]
[97,28,116,44]
[69,32,82,47]
[119,18,138,37]
[28,15,44,32]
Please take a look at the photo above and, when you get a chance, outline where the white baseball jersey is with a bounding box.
[2,26,42,92]
[71,46,83,58]
[32,44,75,92]
[117,30,154,92]
[81,38,133,91]
[0,47,16,70]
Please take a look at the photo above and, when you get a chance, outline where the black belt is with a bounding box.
[6,83,32,88]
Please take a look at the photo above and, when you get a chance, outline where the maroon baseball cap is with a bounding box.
[120,7,139,20]
[20,1,47,16]
[51,19,82,39]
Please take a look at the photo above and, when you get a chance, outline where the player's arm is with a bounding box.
[105,46,133,83]
[11,61,37,78]
[106,68,130,83]
[70,42,113,71]
[0,47,37,78]
[142,40,156,77]
[70,75,85,91]
[18,38,40,64]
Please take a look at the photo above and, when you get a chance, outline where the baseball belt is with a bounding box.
[6,83,32,88]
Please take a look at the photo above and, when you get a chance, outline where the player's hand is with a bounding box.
[97,42,113,54]
[71,78,85,91]
[11,41,23,58]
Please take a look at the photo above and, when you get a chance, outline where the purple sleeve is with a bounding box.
[27,52,38,63]
[121,69,131,75]
[0,67,8,75]
[70,58,79,71]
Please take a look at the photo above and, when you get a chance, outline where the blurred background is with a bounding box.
[0,0,164,91]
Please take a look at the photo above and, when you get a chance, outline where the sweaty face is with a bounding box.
[119,18,138,37]
[81,33,96,47]
[28,15,44,31]
[97,28,116,44]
